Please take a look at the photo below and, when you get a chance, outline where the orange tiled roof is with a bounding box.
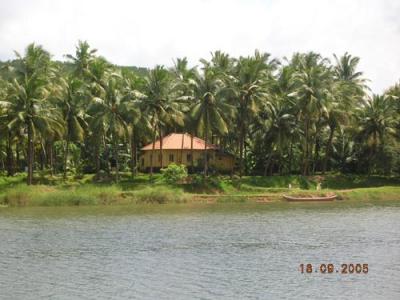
[141,133,218,150]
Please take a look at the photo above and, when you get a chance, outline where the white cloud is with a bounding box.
[0,0,399,93]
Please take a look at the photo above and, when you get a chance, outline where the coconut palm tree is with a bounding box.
[172,57,197,92]
[88,73,136,182]
[86,57,112,176]
[321,53,366,174]
[141,66,184,179]
[269,64,298,175]
[66,40,97,79]
[171,57,198,166]
[260,101,296,175]
[201,51,234,75]
[227,50,278,177]
[386,81,400,139]
[0,78,15,176]
[2,41,400,178]
[356,94,396,174]
[55,77,88,179]
[290,52,333,175]
[386,81,400,107]
[120,69,147,177]
[333,52,367,90]
[6,44,62,184]
[0,78,11,175]
[189,66,233,176]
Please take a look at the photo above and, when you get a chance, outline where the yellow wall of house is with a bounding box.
[139,150,234,172]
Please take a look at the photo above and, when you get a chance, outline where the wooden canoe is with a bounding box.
[283,194,337,202]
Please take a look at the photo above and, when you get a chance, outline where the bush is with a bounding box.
[133,187,188,204]
[2,191,30,206]
[231,174,242,189]
[161,163,188,184]
[298,176,310,189]
[191,174,205,187]
[189,174,223,192]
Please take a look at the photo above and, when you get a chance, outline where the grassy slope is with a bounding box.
[0,173,400,206]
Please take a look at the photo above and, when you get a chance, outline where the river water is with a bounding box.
[0,204,399,299]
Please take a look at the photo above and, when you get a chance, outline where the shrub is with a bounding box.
[161,163,188,184]
[298,176,310,190]
[39,193,97,206]
[189,174,223,193]
[231,174,242,189]
[191,174,205,187]
[134,187,188,204]
[2,191,30,206]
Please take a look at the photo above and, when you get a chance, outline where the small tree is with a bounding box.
[161,163,188,184]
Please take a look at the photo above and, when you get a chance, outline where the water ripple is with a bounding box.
[0,206,399,299]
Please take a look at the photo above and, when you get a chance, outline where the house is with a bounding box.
[139,133,235,173]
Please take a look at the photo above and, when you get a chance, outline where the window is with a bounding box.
[169,154,174,162]
[186,154,192,162]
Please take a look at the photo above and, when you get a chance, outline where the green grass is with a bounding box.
[0,172,399,207]
[337,186,400,201]
[323,174,400,189]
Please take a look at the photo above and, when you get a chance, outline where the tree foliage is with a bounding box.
[0,41,399,184]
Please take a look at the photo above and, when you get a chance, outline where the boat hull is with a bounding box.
[283,194,337,202]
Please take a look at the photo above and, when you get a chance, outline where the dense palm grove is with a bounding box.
[0,41,399,184]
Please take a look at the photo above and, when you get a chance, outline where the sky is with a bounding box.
[0,0,399,93]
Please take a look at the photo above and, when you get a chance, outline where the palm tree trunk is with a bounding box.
[322,125,335,175]
[180,133,184,164]
[204,113,209,177]
[16,142,20,173]
[45,141,50,169]
[94,133,103,178]
[159,126,163,169]
[190,132,194,173]
[303,118,310,176]
[312,125,323,174]
[113,135,119,182]
[104,136,111,177]
[149,116,157,181]
[22,143,27,170]
[277,132,283,176]
[288,140,293,175]
[244,141,247,175]
[63,137,70,179]
[6,130,14,177]
[49,140,54,177]
[134,143,138,176]
[39,141,45,171]
[368,131,378,176]
[27,120,34,185]
[95,142,100,178]
[264,151,273,177]
[239,121,245,178]
[130,132,136,178]
[204,132,208,177]
[269,160,275,176]
[150,132,156,181]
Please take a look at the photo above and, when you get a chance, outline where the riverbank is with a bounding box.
[1,173,400,207]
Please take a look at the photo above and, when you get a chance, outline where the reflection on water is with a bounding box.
[0,205,399,299]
